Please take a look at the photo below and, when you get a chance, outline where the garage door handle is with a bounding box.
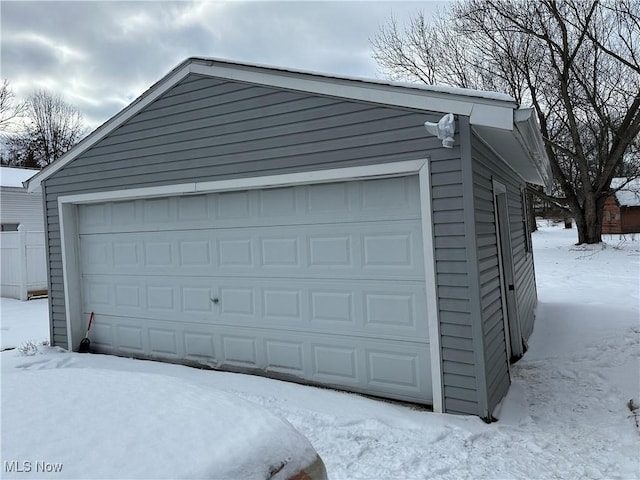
[211,297,219,305]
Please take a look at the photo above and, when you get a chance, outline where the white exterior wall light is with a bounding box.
[424,113,455,148]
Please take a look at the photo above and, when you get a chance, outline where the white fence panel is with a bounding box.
[0,229,47,300]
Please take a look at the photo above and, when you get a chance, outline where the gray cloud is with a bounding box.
[1,1,446,130]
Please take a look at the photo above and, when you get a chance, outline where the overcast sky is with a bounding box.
[1,1,447,130]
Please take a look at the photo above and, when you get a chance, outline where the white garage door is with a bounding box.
[78,176,432,403]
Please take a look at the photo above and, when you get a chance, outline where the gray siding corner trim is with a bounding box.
[459,117,490,418]
[42,183,55,345]
[429,116,484,417]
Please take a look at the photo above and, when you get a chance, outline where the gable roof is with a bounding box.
[25,57,551,192]
[611,178,640,207]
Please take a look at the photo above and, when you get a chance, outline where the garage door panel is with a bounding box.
[78,178,421,235]
[147,285,176,311]
[259,186,299,216]
[90,322,114,350]
[79,221,424,279]
[265,338,305,374]
[149,328,180,357]
[83,274,428,340]
[367,349,420,390]
[87,312,432,402]
[218,238,253,267]
[143,197,173,223]
[361,176,413,209]
[117,324,145,353]
[184,331,216,360]
[305,182,350,213]
[221,334,259,367]
[219,287,255,316]
[79,203,109,228]
[78,175,433,404]
[177,194,209,221]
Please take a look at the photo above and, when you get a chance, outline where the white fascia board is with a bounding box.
[469,103,514,131]
[26,63,193,193]
[189,62,515,130]
[513,109,553,192]
[57,160,428,205]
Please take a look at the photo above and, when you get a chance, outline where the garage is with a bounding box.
[29,57,551,418]
[77,175,433,403]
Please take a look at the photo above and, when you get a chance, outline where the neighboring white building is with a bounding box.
[0,167,43,232]
[0,167,47,299]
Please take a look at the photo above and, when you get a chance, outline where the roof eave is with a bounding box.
[513,109,553,191]
[25,59,195,192]
[26,57,520,191]
[189,59,516,130]
[471,109,552,190]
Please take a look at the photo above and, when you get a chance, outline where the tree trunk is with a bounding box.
[573,195,605,244]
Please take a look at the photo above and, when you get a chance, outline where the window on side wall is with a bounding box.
[0,223,19,232]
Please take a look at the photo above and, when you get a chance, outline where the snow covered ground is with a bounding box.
[1,222,639,479]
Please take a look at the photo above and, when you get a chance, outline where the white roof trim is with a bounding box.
[25,63,192,192]
[513,109,553,190]
[189,61,515,130]
[26,57,520,192]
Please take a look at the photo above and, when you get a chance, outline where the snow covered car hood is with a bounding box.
[1,365,325,479]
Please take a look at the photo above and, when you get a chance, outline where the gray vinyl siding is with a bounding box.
[42,183,56,346]
[471,132,537,414]
[43,74,444,354]
[512,191,538,340]
[430,117,483,416]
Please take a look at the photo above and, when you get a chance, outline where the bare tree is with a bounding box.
[2,89,86,168]
[372,0,640,244]
[0,79,26,133]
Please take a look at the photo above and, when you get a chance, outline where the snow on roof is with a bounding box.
[0,166,40,188]
[190,56,517,103]
[611,177,640,207]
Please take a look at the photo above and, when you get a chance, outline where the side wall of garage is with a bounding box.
[430,118,538,418]
[470,130,538,416]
